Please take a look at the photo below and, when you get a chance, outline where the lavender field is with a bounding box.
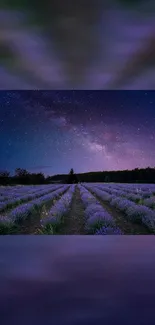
[0,183,155,235]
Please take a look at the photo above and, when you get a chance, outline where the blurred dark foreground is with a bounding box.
[0,236,155,325]
[0,0,155,89]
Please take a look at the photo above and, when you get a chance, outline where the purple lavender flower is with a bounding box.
[79,185,116,234]
[84,185,112,202]
[0,215,15,234]
[143,197,155,209]
[125,193,142,202]
[126,204,155,222]
[8,185,70,222]
[0,215,13,225]
[142,214,155,232]
[80,193,97,207]
[9,202,36,221]
[0,201,9,212]
[95,226,122,235]
[84,203,102,218]
[0,184,65,213]
[110,197,123,208]
[40,185,75,227]
[87,211,115,230]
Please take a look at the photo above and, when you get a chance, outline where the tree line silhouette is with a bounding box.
[0,167,155,186]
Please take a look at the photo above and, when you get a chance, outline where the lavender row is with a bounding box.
[3,185,70,224]
[83,184,114,202]
[0,185,55,202]
[94,184,153,200]
[0,184,60,199]
[0,185,44,197]
[93,184,155,209]
[78,185,122,235]
[0,184,61,199]
[105,183,155,196]
[100,186,145,202]
[142,197,155,209]
[95,185,133,199]
[109,183,155,190]
[0,185,63,213]
[110,197,155,231]
[0,215,14,232]
[40,185,75,230]
[0,185,49,202]
[92,182,155,197]
[84,185,155,232]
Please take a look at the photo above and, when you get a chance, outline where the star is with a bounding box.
[0,90,155,175]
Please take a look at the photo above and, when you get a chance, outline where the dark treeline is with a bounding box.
[0,167,155,186]
[51,167,155,184]
[0,168,46,186]
[0,168,79,186]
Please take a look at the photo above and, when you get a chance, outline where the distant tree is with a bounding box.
[15,168,29,178]
[105,175,110,183]
[0,170,10,178]
[66,168,78,184]
[32,173,45,184]
[70,168,74,176]
[14,168,30,185]
[0,170,10,185]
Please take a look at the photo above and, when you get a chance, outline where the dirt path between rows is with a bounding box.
[60,185,86,235]
[19,212,41,234]
[17,189,69,234]
[89,189,152,235]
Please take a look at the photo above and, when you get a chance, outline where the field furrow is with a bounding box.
[0,185,69,234]
[84,184,153,234]
[0,183,155,235]
[79,185,122,235]
[59,185,86,235]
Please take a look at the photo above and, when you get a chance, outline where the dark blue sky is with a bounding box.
[0,90,155,176]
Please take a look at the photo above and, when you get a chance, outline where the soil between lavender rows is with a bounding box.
[0,185,154,235]
[87,188,152,235]
[59,185,87,235]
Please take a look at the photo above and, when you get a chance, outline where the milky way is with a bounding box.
[0,90,155,175]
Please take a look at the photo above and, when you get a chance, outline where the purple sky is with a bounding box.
[0,236,155,325]
[0,90,155,175]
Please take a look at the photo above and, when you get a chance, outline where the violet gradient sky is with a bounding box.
[1,236,155,325]
[0,90,155,176]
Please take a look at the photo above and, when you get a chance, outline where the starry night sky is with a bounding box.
[0,90,155,176]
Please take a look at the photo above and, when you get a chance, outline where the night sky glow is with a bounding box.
[0,90,155,176]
